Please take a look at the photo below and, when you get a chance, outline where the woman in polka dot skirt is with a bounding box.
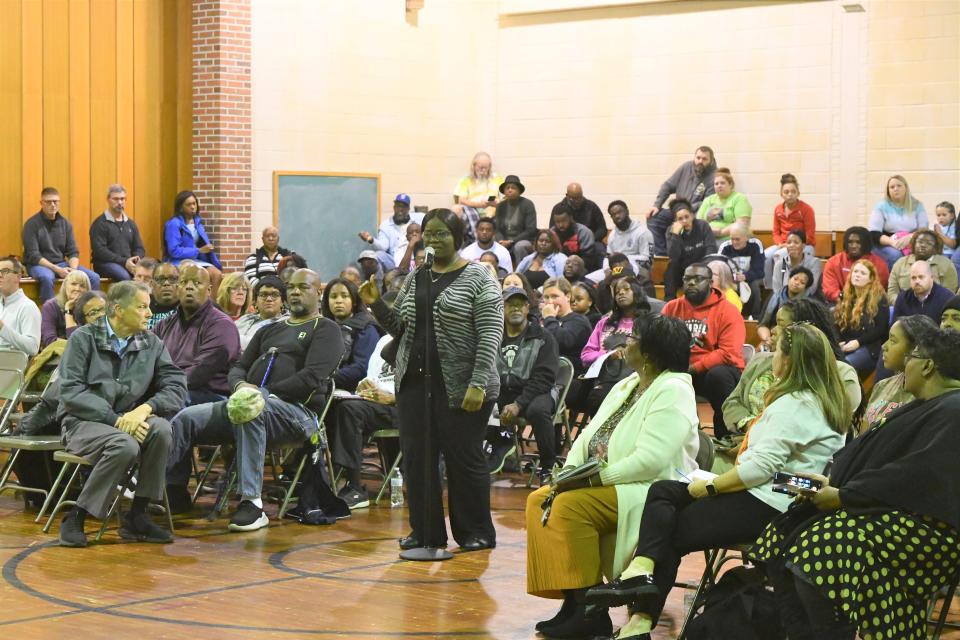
[753,327,960,639]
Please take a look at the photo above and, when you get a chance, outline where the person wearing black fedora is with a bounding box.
[495,175,538,265]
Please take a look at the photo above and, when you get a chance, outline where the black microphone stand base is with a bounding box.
[399,546,454,561]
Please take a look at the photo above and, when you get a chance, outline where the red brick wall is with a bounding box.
[192,0,251,272]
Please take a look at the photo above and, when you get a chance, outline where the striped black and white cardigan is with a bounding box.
[370,262,503,407]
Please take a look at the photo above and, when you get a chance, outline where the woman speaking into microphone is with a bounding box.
[360,208,503,555]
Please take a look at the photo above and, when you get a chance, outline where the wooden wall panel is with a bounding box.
[0,0,24,257]
[0,0,192,263]
[68,0,92,262]
[21,0,43,221]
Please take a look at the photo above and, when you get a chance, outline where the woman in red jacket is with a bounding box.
[764,173,816,286]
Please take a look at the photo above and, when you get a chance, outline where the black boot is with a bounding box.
[535,591,577,632]
[542,604,612,639]
[58,507,88,548]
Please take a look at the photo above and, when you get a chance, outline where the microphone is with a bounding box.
[423,246,436,267]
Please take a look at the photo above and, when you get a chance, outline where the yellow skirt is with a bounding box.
[525,484,618,599]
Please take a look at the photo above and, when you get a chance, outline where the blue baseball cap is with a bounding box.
[394,194,411,205]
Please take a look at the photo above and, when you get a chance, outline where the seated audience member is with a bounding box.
[329,296,401,510]
[595,257,661,314]
[943,294,960,331]
[822,226,890,304]
[526,314,700,639]
[322,278,382,393]
[453,151,503,244]
[886,228,957,304]
[216,272,252,321]
[485,287,559,482]
[578,277,651,416]
[664,198,717,300]
[769,229,822,294]
[409,239,427,271]
[549,183,608,245]
[339,265,363,288]
[719,224,764,318]
[754,329,960,640]
[23,186,101,301]
[860,314,938,433]
[517,229,567,289]
[0,256,41,357]
[933,201,958,264]
[606,200,653,271]
[162,190,223,294]
[585,324,849,639]
[236,276,288,351]
[696,167,752,244]
[834,259,889,375]
[154,264,240,406]
[165,269,343,528]
[279,252,308,273]
[725,298,861,435]
[56,281,187,547]
[552,204,601,271]
[892,259,954,325]
[90,184,145,281]
[706,258,742,312]
[243,226,291,286]
[358,193,425,271]
[563,254,588,285]
[394,222,422,273]
[133,257,159,283]
[71,290,108,328]
[662,263,745,439]
[494,175,537,264]
[148,262,179,329]
[382,269,405,294]
[645,146,717,257]
[460,217,513,273]
[764,173,816,277]
[869,173,929,269]
[540,277,593,376]
[357,250,384,290]
[503,271,540,309]
[40,270,91,349]
[571,281,602,327]
[478,251,507,281]
[756,266,818,348]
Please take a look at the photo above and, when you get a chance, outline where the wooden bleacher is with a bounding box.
[20,277,113,306]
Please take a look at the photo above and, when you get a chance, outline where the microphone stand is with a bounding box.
[400,250,453,562]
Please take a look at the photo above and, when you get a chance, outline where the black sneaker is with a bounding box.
[58,510,88,548]
[486,441,516,474]
[119,511,174,543]
[228,500,269,532]
[337,485,370,510]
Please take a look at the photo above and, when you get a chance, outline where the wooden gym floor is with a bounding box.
[1,472,957,639]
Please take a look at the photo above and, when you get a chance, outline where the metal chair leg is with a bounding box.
[374,451,403,505]
[277,450,308,519]
[192,445,222,504]
[36,454,73,523]
[42,463,82,533]
[96,466,137,542]
[163,488,175,532]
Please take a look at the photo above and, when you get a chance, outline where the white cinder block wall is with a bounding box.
[250,0,959,246]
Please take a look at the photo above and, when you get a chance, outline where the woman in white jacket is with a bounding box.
[585,323,851,640]
[525,313,701,639]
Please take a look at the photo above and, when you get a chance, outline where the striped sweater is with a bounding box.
[371,262,503,406]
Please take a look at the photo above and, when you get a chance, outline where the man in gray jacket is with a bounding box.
[646,146,717,257]
[57,281,187,547]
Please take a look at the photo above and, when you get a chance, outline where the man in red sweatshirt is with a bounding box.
[662,263,745,438]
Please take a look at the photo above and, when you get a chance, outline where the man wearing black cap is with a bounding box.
[494,175,538,265]
[358,193,424,271]
[942,295,960,332]
[487,286,559,484]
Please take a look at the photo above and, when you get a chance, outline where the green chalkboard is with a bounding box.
[273,172,381,281]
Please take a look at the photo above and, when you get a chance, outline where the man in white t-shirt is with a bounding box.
[459,217,513,272]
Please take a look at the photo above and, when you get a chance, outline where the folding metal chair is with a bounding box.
[39,451,174,541]
[371,428,401,505]
[516,356,576,486]
[0,434,65,514]
[0,349,29,434]
[276,383,336,519]
[675,545,753,640]
[928,566,960,639]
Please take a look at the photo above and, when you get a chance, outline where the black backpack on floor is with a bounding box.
[685,565,785,640]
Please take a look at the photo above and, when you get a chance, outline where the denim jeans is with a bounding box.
[28,263,101,302]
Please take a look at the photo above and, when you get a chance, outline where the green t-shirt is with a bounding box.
[697,191,752,241]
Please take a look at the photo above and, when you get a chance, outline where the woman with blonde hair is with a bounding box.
[706,258,742,312]
[216,272,252,321]
[869,174,928,269]
[696,167,752,243]
[834,258,890,374]
[40,269,91,348]
[585,323,849,640]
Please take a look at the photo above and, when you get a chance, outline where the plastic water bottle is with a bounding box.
[390,470,404,507]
